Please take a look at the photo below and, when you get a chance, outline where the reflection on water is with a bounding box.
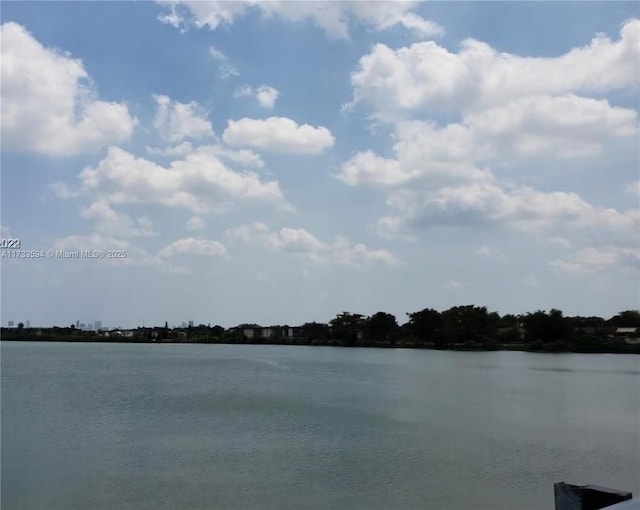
[2,342,639,510]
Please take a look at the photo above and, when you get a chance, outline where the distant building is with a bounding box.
[614,327,640,344]
[181,322,187,328]
[8,321,14,327]
[76,320,80,328]
[188,320,194,327]
[95,321,102,331]
[79,323,85,329]
[26,320,30,328]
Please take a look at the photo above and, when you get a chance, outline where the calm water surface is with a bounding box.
[2,342,639,510]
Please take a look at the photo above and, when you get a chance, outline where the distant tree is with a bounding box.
[567,315,606,329]
[523,309,572,343]
[365,312,398,342]
[330,312,365,345]
[406,308,442,345]
[211,325,225,337]
[301,322,329,340]
[498,314,520,328]
[440,305,500,345]
[608,310,640,327]
[17,322,24,330]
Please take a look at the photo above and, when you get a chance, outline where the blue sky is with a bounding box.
[1,1,639,328]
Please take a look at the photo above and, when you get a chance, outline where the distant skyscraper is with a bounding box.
[8,321,14,327]
[95,321,102,331]
[181,322,187,328]
[188,320,194,327]
[26,320,30,328]
[76,320,80,328]
[80,323,85,329]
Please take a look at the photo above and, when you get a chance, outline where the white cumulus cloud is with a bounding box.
[78,145,286,213]
[234,85,280,108]
[158,1,443,40]
[348,19,640,118]
[223,117,334,154]
[1,22,136,156]
[550,246,640,274]
[158,237,228,258]
[225,222,399,266]
[81,199,157,238]
[153,94,214,143]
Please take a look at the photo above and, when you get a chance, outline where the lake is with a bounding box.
[1,342,638,509]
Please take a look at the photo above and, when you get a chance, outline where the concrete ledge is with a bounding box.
[555,482,633,510]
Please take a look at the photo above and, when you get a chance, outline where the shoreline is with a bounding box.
[2,336,638,354]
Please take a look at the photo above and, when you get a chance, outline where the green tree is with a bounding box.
[608,310,640,327]
[301,322,330,340]
[330,312,365,346]
[365,312,398,343]
[440,305,500,346]
[523,309,572,343]
[406,308,442,346]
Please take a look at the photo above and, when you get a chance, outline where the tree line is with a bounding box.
[324,307,639,352]
[3,307,639,353]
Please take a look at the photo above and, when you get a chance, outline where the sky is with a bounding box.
[1,1,639,329]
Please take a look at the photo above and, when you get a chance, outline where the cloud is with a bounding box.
[81,199,157,238]
[52,233,186,273]
[158,237,228,258]
[160,2,250,31]
[348,19,639,118]
[50,182,81,199]
[208,45,239,79]
[476,246,507,261]
[223,117,334,154]
[209,146,264,168]
[550,246,640,274]
[152,94,213,143]
[547,237,572,249]
[463,95,637,159]
[224,221,270,244]
[53,234,228,272]
[78,145,286,213]
[186,216,205,231]
[266,227,325,253]
[338,19,640,266]
[446,280,463,290]
[225,222,399,266]
[234,85,280,108]
[625,181,640,195]
[146,142,264,168]
[158,1,443,40]
[1,22,136,156]
[338,95,637,189]
[146,141,195,158]
[378,183,639,238]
